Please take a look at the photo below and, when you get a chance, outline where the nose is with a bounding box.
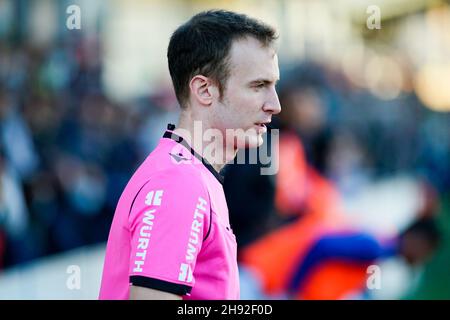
[262,87,281,115]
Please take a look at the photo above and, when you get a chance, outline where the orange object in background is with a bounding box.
[274,131,345,222]
[295,260,369,300]
[240,131,350,297]
[240,213,328,295]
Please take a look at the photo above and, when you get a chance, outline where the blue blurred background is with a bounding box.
[0,0,449,299]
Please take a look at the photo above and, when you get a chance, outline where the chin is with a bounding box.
[238,134,263,149]
[251,135,264,148]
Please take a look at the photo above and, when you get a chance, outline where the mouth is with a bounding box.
[254,121,270,133]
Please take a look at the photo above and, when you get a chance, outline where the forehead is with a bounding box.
[227,36,279,82]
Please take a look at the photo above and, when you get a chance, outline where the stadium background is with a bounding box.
[0,0,449,299]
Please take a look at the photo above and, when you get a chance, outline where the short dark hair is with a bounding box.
[167,10,277,108]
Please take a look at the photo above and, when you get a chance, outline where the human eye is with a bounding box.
[252,82,266,90]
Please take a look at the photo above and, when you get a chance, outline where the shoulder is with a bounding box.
[148,164,207,193]
[128,162,212,239]
[144,139,206,183]
[127,163,210,218]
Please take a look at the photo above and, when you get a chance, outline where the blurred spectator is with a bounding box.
[0,36,157,268]
[229,62,445,299]
[0,87,39,181]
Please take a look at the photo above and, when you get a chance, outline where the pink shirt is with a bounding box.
[99,124,240,300]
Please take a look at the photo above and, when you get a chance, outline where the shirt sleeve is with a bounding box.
[128,169,211,296]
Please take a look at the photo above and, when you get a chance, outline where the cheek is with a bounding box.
[222,93,250,120]
[231,90,263,116]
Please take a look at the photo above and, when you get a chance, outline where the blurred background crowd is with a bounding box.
[0,0,449,299]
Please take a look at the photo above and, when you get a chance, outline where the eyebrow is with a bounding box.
[249,78,280,86]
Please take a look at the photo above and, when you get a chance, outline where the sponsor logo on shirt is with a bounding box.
[178,263,193,283]
[169,152,190,163]
[133,190,163,273]
[178,196,208,283]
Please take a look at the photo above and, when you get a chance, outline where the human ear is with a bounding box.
[189,75,214,106]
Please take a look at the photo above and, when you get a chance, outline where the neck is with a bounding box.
[173,111,237,173]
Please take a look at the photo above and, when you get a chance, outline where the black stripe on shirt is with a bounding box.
[130,276,192,296]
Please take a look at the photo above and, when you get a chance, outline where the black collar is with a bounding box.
[163,124,224,185]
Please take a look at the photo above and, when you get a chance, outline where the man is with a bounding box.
[99,10,281,300]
